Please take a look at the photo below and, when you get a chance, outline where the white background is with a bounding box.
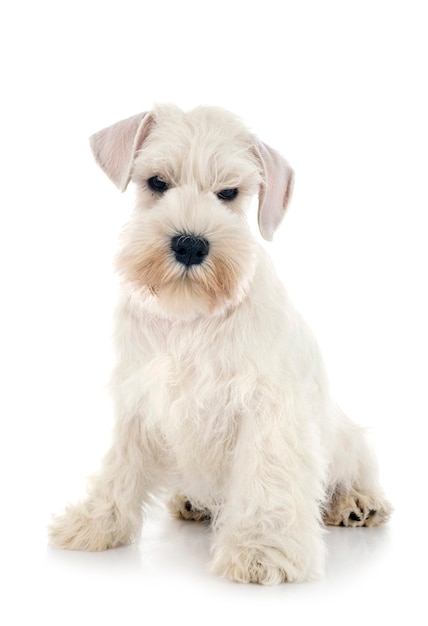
[1,1,427,624]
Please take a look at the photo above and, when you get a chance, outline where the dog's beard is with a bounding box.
[116,215,257,318]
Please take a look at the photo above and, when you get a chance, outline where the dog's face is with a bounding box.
[90,105,294,318]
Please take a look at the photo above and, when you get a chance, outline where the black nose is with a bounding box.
[171,234,210,267]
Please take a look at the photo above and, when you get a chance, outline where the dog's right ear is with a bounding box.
[90,112,152,192]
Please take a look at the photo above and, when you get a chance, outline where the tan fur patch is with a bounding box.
[116,228,251,317]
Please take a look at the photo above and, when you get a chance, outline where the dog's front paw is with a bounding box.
[49,501,135,551]
[211,541,319,585]
[211,546,289,584]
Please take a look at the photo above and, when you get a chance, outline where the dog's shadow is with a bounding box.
[325,524,391,582]
[46,504,391,584]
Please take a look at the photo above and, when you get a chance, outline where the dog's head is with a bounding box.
[90,105,294,318]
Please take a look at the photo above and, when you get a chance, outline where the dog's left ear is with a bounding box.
[253,139,294,241]
[90,112,152,191]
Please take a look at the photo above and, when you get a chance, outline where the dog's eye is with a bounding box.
[217,188,238,201]
[148,176,169,193]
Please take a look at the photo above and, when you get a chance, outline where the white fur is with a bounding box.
[49,104,391,584]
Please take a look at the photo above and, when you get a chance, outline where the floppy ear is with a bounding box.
[253,139,294,241]
[89,112,152,191]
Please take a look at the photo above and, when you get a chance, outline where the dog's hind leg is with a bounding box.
[323,405,392,527]
[168,495,212,523]
[323,489,391,527]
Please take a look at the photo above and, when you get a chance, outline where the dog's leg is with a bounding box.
[49,417,156,551]
[323,407,392,527]
[210,412,326,584]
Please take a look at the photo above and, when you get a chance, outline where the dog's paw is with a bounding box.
[211,543,318,585]
[49,501,134,551]
[324,491,392,528]
[211,547,289,584]
[168,495,212,523]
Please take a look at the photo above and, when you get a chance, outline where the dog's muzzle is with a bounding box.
[171,234,210,267]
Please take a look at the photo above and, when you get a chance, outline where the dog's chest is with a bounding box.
[138,324,241,482]
[125,313,245,432]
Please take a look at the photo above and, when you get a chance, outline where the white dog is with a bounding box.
[49,105,391,584]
